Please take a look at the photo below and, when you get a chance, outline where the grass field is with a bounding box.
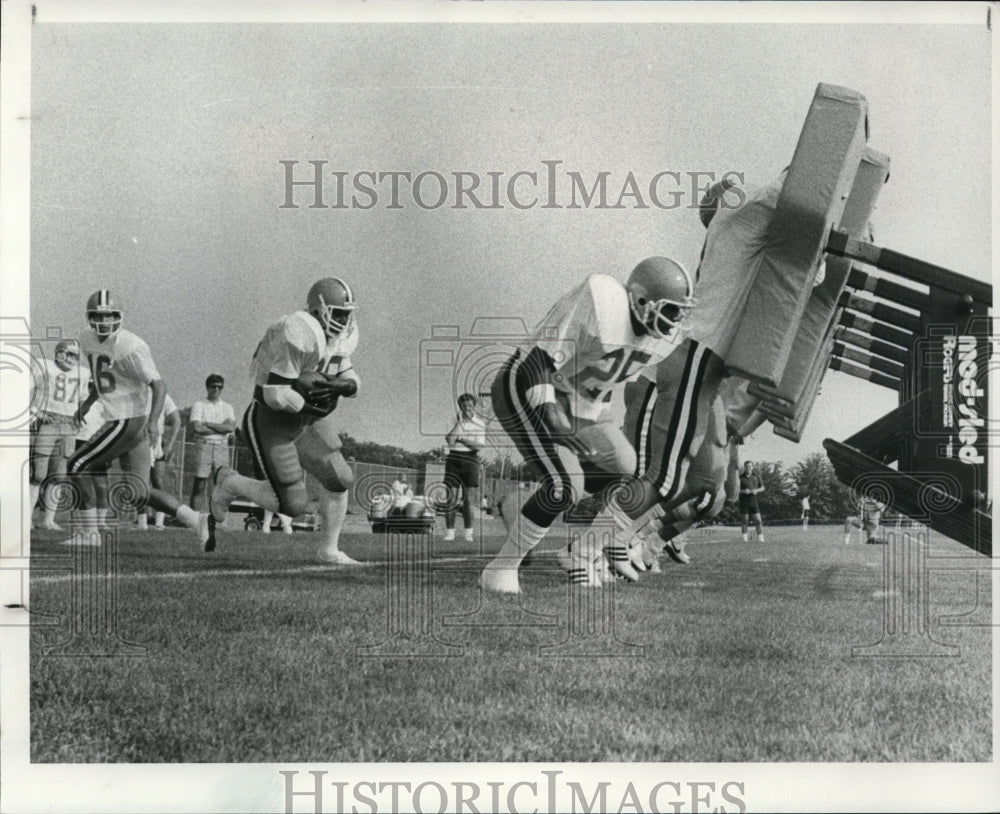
[28,515,992,763]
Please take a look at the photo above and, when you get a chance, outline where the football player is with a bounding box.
[64,291,210,546]
[623,366,766,574]
[29,339,89,530]
[208,277,361,564]
[479,256,695,594]
[844,494,885,545]
[592,172,788,555]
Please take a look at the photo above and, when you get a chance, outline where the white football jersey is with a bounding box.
[34,358,90,418]
[77,400,106,442]
[535,274,682,420]
[251,311,359,386]
[79,328,160,420]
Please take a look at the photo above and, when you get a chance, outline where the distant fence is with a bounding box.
[135,429,517,517]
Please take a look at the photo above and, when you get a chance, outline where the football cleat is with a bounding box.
[307,277,356,339]
[200,513,216,553]
[86,290,123,338]
[208,466,238,523]
[556,544,600,587]
[603,544,640,582]
[625,257,695,341]
[664,539,691,565]
[628,541,648,572]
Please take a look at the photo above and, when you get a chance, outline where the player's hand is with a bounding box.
[540,403,593,458]
[161,447,174,464]
[293,371,341,417]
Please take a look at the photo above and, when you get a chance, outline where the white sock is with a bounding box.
[844,533,851,545]
[464,528,474,542]
[97,507,110,526]
[137,513,148,530]
[154,512,165,527]
[81,507,99,532]
[229,474,281,513]
[444,528,456,541]
[175,504,200,531]
[742,532,748,542]
[42,483,57,524]
[262,509,274,532]
[319,491,349,552]
[493,515,548,566]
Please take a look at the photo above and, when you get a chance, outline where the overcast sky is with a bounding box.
[25,10,993,472]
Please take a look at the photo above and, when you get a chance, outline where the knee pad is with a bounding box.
[302,449,354,493]
[268,442,304,488]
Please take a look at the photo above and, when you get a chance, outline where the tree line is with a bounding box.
[333,432,860,525]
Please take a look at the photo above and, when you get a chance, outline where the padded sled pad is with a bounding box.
[725,83,870,386]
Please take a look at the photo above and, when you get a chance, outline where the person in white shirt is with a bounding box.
[443,393,486,542]
[801,494,811,531]
[188,374,236,512]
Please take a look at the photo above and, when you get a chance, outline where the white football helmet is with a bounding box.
[626,257,695,340]
[86,290,123,338]
[53,339,80,372]
[307,277,356,339]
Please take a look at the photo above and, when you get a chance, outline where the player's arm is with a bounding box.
[445,418,462,447]
[263,372,308,412]
[327,357,359,398]
[520,345,592,456]
[161,404,182,460]
[147,379,166,437]
[74,382,98,425]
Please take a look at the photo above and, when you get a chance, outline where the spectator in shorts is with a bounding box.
[738,460,765,542]
[188,374,236,512]
[443,392,486,542]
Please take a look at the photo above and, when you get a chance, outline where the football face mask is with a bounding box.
[307,277,357,339]
[626,256,695,341]
[86,290,123,338]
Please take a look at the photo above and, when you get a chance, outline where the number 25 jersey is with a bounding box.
[534,274,683,421]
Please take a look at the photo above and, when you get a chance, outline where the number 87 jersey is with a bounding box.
[535,272,688,422]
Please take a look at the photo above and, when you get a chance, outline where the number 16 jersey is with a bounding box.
[79,328,161,421]
[534,273,683,421]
